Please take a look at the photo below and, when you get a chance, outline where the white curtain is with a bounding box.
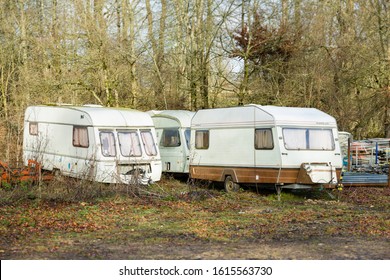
[73,127,89,147]
[308,129,334,150]
[255,129,273,149]
[100,132,116,156]
[283,128,334,150]
[118,131,142,157]
[283,129,306,150]
[195,130,209,149]
[141,131,158,156]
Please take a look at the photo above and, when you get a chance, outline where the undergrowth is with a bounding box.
[0,173,377,206]
[0,174,389,253]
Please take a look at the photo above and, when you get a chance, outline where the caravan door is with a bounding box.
[72,126,96,180]
[158,127,187,173]
[253,127,281,184]
[254,109,281,184]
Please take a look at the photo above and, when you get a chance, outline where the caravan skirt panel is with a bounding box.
[190,165,341,186]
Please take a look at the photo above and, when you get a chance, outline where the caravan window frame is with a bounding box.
[255,128,274,150]
[99,131,117,157]
[282,128,335,151]
[73,126,89,148]
[29,122,38,136]
[140,130,158,156]
[161,128,181,147]
[195,130,209,149]
[118,130,142,157]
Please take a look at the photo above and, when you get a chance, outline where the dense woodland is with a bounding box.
[0,0,389,162]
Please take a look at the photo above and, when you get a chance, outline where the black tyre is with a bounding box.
[53,169,61,177]
[224,175,239,192]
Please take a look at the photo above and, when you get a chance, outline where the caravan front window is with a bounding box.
[118,131,142,157]
[73,126,89,148]
[141,130,158,156]
[161,129,181,147]
[100,131,116,157]
[283,128,335,150]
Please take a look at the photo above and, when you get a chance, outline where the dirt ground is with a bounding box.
[1,230,389,260]
[8,237,390,260]
[0,183,389,260]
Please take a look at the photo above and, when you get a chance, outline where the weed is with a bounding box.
[1,182,13,190]
[266,192,301,202]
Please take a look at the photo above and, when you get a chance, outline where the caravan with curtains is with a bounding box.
[23,105,162,185]
[148,110,195,174]
[189,104,343,192]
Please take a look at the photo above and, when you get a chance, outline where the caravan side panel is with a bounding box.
[23,106,162,184]
[23,119,97,178]
[190,106,258,177]
[190,105,342,187]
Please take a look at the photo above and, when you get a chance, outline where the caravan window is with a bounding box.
[283,128,335,150]
[195,130,209,149]
[161,129,181,147]
[29,122,38,136]
[118,131,142,157]
[141,130,158,156]
[73,126,89,148]
[255,129,274,149]
[100,131,116,157]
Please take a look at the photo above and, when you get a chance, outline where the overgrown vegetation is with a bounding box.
[0,176,389,259]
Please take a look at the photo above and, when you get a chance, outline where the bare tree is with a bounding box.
[369,0,390,137]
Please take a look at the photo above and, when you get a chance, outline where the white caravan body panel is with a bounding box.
[190,105,342,186]
[23,105,162,184]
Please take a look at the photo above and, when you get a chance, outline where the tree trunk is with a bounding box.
[145,0,167,109]
[281,0,288,27]
[128,3,138,108]
[237,0,251,105]
[19,0,29,106]
[200,0,212,109]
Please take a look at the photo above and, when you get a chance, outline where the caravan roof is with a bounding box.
[150,110,195,128]
[25,105,154,127]
[192,104,337,128]
[257,105,336,126]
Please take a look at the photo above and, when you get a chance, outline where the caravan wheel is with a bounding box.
[224,176,239,192]
[53,169,61,177]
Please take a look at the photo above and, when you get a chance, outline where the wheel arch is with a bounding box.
[220,169,238,183]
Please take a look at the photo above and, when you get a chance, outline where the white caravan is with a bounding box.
[189,104,343,192]
[148,110,195,173]
[23,105,162,185]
